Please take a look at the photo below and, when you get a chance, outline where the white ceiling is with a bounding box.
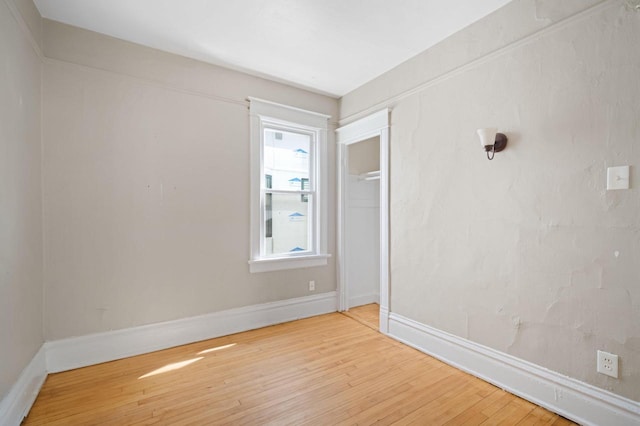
[34,0,512,97]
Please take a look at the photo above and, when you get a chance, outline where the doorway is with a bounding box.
[345,137,380,309]
[336,109,390,333]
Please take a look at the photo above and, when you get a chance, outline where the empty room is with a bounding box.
[1,0,639,424]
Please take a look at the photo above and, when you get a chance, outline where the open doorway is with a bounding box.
[345,137,380,309]
[336,109,390,333]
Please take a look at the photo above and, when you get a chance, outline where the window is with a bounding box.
[301,178,309,203]
[265,174,272,238]
[248,98,330,273]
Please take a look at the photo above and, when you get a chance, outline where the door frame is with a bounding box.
[336,109,390,334]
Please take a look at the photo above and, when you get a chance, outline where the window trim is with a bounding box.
[248,98,330,273]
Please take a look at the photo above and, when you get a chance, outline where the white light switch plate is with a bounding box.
[607,166,629,190]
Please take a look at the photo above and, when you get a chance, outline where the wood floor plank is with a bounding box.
[342,303,380,330]
[479,398,536,425]
[515,406,563,425]
[24,306,575,425]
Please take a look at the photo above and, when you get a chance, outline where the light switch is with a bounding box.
[607,166,630,190]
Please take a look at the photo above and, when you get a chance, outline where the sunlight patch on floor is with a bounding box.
[138,357,203,379]
[197,343,236,355]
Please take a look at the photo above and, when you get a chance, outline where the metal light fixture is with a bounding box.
[476,128,508,160]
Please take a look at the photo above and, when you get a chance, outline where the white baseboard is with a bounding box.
[388,313,640,426]
[0,345,47,426]
[379,305,389,334]
[20,297,637,426]
[46,291,337,373]
[348,293,379,308]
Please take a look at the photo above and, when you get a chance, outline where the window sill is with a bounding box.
[249,254,330,273]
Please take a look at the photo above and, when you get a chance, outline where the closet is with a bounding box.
[345,137,380,309]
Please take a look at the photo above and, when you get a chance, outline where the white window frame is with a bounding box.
[248,98,330,273]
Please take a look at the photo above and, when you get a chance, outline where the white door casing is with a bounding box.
[336,109,390,333]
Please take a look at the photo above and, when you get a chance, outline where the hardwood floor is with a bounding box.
[342,303,379,330]
[25,306,575,425]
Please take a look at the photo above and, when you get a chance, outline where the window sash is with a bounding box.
[261,123,316,190]
[259,124,318,258]
[262,193,315,257]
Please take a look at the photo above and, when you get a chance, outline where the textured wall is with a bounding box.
[340,0,605,121]
[42,21,339,340]
[341,0,640,401]
[0,0,43,400]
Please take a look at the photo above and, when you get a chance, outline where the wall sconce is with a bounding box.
[625,0,640,12]
[476,128,508,160]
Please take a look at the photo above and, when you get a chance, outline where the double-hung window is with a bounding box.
[248,98,330,273]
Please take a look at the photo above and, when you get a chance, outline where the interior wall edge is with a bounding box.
[2,0,43,59]
[45,291,338,374]
[338,0,614,125]
[388,313,640,426]
[0,345,47,426]
[2,291,336,423]
[0,0,44,414]
[44,56,249,109]
[41,19,338,118]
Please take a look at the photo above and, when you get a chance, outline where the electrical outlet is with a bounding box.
[597,350,619,378]
[308,280,315,291]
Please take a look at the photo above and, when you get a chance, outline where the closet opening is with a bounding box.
[336,109,390,333]
[345,137,380,310]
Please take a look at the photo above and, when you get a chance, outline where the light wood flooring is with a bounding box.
[25,305,574,425]
[341,303,379,330]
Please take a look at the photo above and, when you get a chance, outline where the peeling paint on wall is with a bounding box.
[344,0,640,402]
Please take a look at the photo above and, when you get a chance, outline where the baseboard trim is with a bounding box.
[379,305,389,334]
[348,293,379,308]
[388,313,640,426]
[0,345,47,425]
[46,291,337,373]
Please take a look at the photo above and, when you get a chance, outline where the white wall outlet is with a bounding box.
[606,166,630,190]
[308,280,315,291]
[597,350,619,378]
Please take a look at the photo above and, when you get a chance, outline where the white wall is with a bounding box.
[346,176,380,308]
[5,0,638,411]
[348,136,380,175]
[346,138,380,307]
[0,0,43,400]
[41,20,339,341]
[340,0,640,402]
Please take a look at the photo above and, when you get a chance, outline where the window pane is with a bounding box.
[264,193,311,256]
[301,178,309,202]
[265,193,272,238]
[264,128,311,191]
